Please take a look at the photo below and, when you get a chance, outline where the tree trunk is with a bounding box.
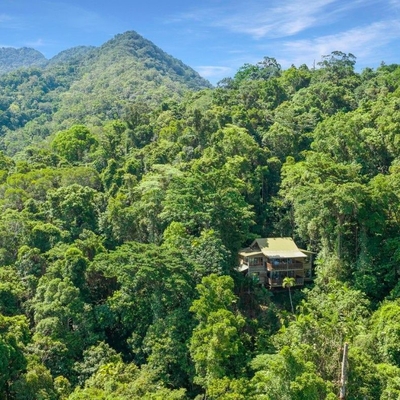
[339,342,349,399]
[288,287,294,313]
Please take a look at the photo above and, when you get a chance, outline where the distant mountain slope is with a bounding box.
[0,31,211,153]
[0,47,47,74]
[47,46,96,65]
[99,32,209,90]
[51,31,212,126]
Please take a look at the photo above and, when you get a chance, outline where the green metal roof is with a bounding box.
[252,237,307,258]
[238,249,263,257]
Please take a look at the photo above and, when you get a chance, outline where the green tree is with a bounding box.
[51,125,98,164]
[73,341,121,386]
[31,277,96,376]
[250,347,336,400]
[282,276,295,313]
[317,51,356,76]
[369,299,400,367]
[10,358,57,400]
[161,167,254,258]
[0,314,30,398]
[30,223,63,253]
[46,184,102,238]
[281,153,367,273]
[273,281,370,389]
[0,267,25,316]
[189,274,247,394]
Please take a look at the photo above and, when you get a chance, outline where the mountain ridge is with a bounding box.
[0,32,210,89]
[0,47,47,74]
[0,31,211,154]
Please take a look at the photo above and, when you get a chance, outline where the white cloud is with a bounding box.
[195,65,233,83]
[167,0,372,39]
[25,38,46,48]
[277,19,400,68]
[218,0,338,38]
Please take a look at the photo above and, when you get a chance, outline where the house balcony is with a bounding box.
[267,261,304,271]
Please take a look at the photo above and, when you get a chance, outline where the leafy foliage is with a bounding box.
[0,46,399,399]
[0,47,46,75]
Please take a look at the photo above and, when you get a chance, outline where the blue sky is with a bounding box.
[1,0,400,84]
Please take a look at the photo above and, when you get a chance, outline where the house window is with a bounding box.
[249,257,262,266]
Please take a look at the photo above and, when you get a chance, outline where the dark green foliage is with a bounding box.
[46,184,102,238]
[0,31,210,155]
[0,49,399,398]
[0,314,30,397]
[51,125,98,164]
[0,47,47,75]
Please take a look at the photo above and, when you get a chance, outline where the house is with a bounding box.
[238,237,313,288]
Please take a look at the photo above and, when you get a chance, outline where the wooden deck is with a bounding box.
[266,261,303,271]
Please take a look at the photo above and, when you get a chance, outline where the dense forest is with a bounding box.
[0,48,47,75]
[1,31,400,399]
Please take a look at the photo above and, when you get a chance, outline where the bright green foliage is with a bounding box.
[100,120,127,159]
[282,276,295,313]
[68,361,187,400]
[90,240,196,385]
[370,300,400,367]
[377,363,400,400]
[163,224,230,278]
[273,282,370,389]
[60,166,102,190]
[74,341,122,385]
[4,167,60,204]
[250,347,335,400]
[190,274,247,393]
[346,348,386,400]
[0,267,25,315]
[0,209,30,265]
[10,358,57,400]
[0,50,400,398]
[46,184,102,238]
[281,152,368,277]
[51,125,98,163]
[161,167,255,257]
[31,277,96,376]
[0,313,30,397]
[142,308,193,388]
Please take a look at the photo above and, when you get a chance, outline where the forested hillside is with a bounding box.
[0,31,211,154]
[1,46,400,400]
[0,48,47,75]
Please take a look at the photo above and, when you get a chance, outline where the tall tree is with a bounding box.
[189,274,247,395]
[282,276,295,313]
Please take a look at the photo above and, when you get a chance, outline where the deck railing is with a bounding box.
[267,261,303,271]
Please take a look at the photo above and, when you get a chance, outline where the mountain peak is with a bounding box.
[0,47,47,74]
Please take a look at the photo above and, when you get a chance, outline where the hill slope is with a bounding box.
[0,47,47,74]
[0,31,211,153]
